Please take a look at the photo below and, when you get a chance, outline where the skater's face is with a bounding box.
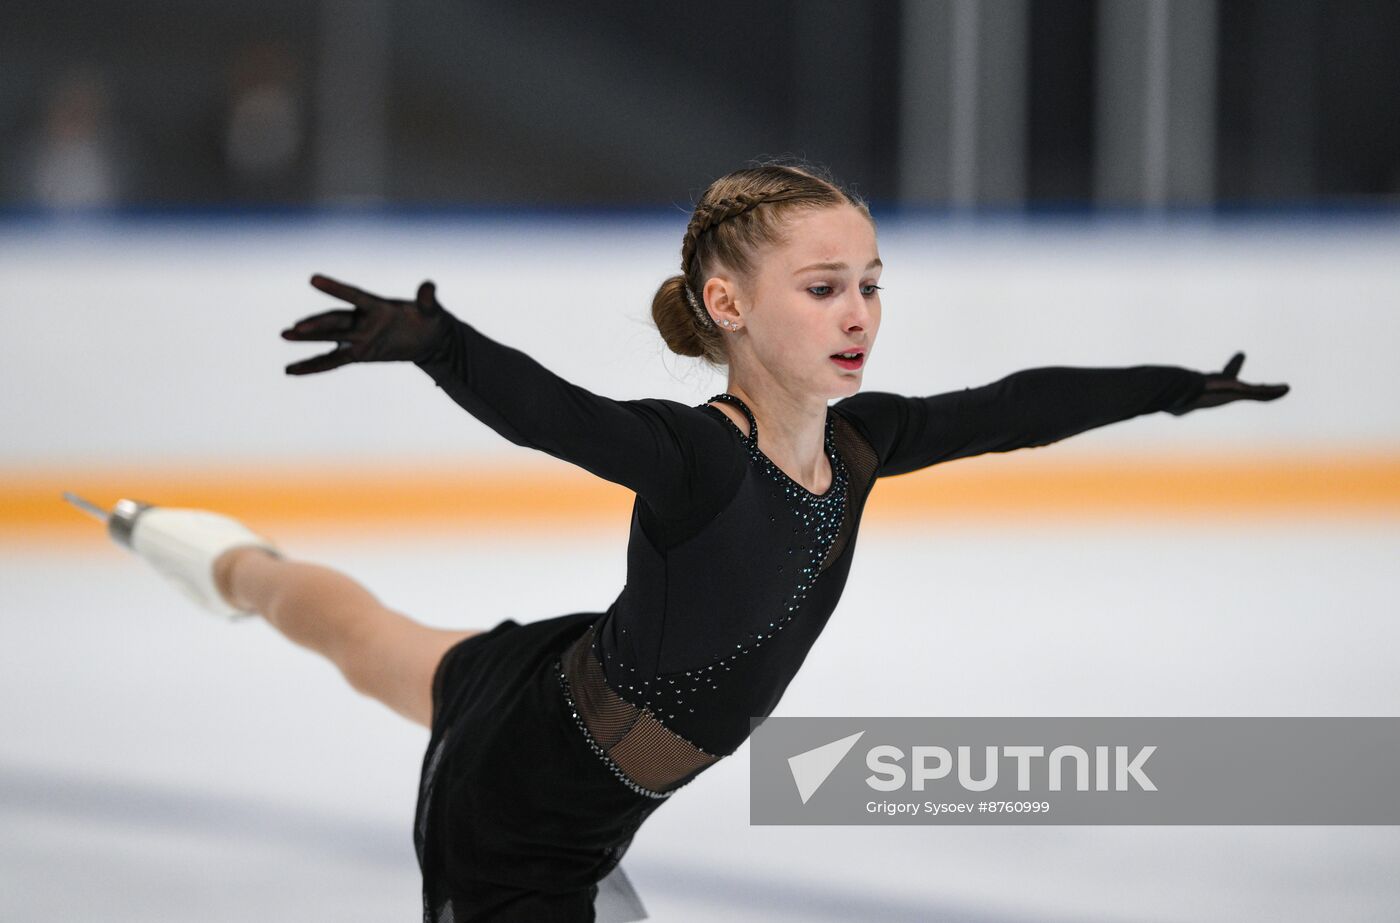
[705,204,881,400]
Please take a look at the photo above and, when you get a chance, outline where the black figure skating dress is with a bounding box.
[410,314,1207,921]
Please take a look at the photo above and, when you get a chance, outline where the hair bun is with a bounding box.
[652,158,872,371]
[651,274,711,360]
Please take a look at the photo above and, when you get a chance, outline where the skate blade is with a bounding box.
[62,491,110,524]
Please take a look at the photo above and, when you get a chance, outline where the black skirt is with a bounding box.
[414,611,667,922]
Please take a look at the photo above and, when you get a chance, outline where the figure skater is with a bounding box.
[112,160,1288,921]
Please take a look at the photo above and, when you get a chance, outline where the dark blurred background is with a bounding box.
[2,0,1397,210]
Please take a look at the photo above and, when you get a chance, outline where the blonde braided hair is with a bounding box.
[680,191,796,328]
[652,160,872,368]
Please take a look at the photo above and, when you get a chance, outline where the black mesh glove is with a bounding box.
[1168,351,1290,416]
[281,274,455,375]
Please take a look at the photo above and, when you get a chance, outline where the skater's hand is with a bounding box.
[1167,352,1290,416]
[281,274,455,375]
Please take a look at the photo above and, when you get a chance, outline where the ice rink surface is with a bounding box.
[4,518,1399,922]
[3,216,1397,919]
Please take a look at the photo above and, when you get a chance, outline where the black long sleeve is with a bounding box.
[412,314,739,521]
[832,365,1207,478]
[412,345,1210,804]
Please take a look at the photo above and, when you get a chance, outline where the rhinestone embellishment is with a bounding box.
[580,393,851,754]
[600,393,849,717]
[556,657,675,800]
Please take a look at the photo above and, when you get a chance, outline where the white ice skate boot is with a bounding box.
[105,498,283,620]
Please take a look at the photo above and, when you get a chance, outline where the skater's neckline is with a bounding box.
[701,393,841,500]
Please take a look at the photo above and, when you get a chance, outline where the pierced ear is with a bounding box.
[702,277,724,309]
[703,276,740,324]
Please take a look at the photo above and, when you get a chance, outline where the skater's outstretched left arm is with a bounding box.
[833,355,1288,479]
[280,275,740,522]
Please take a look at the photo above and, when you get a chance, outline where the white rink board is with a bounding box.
[1,215,1396,468]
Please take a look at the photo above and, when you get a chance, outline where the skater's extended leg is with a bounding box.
[213,547,479,729]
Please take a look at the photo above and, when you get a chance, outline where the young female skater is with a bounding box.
[130,161,1288,921]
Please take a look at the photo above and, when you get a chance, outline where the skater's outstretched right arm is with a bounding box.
[281,275,738,521]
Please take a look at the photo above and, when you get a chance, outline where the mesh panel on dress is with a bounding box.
[429,896,455,923]
[563,623,719,794]
[416,730,449,853]
[818,411,879,575]
[417,728,455,922]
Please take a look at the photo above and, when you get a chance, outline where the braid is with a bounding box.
[653,160,870,365]
[681,187,798,280]
[695,190,788,234]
